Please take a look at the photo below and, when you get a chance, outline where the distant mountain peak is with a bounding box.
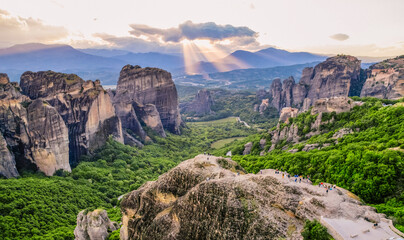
[0,43,72,56]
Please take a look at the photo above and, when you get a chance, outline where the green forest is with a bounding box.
[0,119,255,239]
[1,95,403,239]
[178,86,279,128]
[214,97,404,231]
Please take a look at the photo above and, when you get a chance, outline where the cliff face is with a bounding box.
[120,155,382,240]
[27,99,70,175]
[360,56,404,99]
[269,97,360,151]
[20,71,123,165]
[114,65,182,139]
[180,89,214,116]
[0,74,71,176]
[269,55,362,111]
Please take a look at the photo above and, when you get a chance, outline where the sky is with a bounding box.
[0,0,403,57]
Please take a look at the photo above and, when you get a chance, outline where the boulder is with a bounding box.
[74,209,118,240]
[243,142,253,155]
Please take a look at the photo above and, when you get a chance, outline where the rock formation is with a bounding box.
[269,97,360,151]
[120,154,383,240]
[20,71,123,165]
[114,65,182,139]
[26,99,70,175]
[74,209,118,240]
[180,89,214,116]
[269,55,363,111]
[0,133,18,178]
[0,73,71,176]
[279,107,299,123]
[361,56,404,99]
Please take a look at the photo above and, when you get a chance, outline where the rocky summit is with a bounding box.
[180,89,214,116]
[269,55,364,111]
[114,65,182,140]
[0,66,183,178]
[0,74,71,177]
[360,55,404,99]
[20,71,124,165]
[120,154,383,240]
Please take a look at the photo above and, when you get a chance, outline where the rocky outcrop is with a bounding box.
[180,89,214,116]
[361,56,404,99]
[269,123,299,151]
[0,133,18,178]
[269,55,363,111]
[0,74,71,176]
[279,107,299,123]
[243,142,253,155]
[74,209,118,240]
[114,65,182,138]
[134,103,166,138]
[0,77,31,176]
[20,71,123,165]
[121,155,384,240]
[26,99,70,175]
[310,97,355,115]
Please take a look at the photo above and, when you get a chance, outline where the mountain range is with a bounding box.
[0,43,329,84]
[0,43,382,86]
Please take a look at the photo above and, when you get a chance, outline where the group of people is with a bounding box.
[270,168,337,194]
[273,169,312,184]
[319,182,336,193]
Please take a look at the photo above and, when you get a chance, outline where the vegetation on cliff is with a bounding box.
[215,97,404,230]
[0,120,254,239]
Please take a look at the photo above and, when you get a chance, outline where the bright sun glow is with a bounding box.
[182,39,250,75]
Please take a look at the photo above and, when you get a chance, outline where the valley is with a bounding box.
[0,39,404,240]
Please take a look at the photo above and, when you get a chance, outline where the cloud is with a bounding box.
[329,33,350,41]
[93,33,182,53]
[129,21,257,43]
[0,9,68,47]
[93,21,263,54]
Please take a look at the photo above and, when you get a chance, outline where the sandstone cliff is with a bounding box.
[360,56,404,99]
[27,99,70,175]
[180,89,214,116]
[269,97,359,151]
[74,209,118,240]
[120,155,382,240]
[114,65,182,137]
[20,71,123,165]
[269,55,363,111]
[0,74,71,176]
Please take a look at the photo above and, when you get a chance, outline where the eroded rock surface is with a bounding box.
[74,209,118,240]
[180,89,213,116]
[269,55,363,111]
[20,71,123,165]
[114,65,182,137]
[361,56,404,99]
[121,155,384,240]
